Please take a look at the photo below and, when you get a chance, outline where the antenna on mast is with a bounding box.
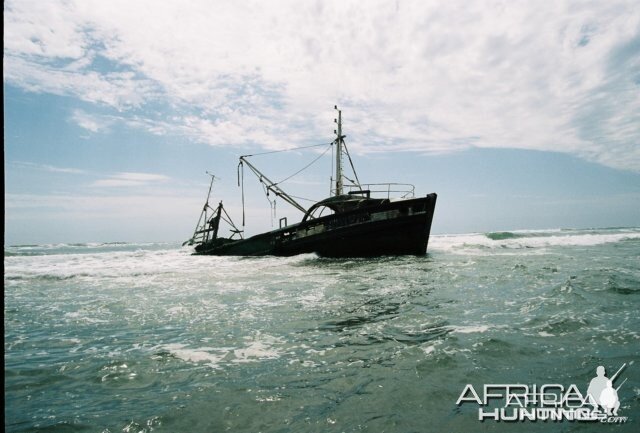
[334,105,344,196]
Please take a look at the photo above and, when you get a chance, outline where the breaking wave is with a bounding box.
[4,241,176,257]
[430,227,640,253]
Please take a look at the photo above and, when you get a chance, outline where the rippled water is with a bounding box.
[5,228,640,432]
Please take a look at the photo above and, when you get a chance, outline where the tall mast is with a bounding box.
[335,105,343,196]
[184,173,216,246]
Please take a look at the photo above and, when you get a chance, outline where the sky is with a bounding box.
[4,0,640,245]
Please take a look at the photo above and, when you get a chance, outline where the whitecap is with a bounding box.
[429,228,640,254]
[161,343,226,368]
[232,335,283,363]
[449,325,491,334]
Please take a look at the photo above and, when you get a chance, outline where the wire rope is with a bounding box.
[241,142,331,158]
[274,144,332,185]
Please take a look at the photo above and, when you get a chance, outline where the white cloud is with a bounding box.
[11,161,88,174]
[4,0,640,170]
[71,109,112,133]
[4,56,155,109]
[91,172,170,187]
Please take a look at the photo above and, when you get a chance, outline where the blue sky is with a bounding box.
[4,0,640,245]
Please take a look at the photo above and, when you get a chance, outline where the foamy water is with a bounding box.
[429,227,640,253]
[5,228,640,432]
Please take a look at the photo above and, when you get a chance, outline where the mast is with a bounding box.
[194,173,216,237]
[184,173,216,246]
[334,105,344,196]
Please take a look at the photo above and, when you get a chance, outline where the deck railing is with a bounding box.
[344,183,415,199]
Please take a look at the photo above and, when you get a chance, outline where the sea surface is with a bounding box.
[5,227,640,432]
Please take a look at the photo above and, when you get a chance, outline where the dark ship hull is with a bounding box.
[194,193,436,257]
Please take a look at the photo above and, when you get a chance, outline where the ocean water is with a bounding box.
[4,228,640,432]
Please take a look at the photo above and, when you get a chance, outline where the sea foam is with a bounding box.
[429,228,640,253]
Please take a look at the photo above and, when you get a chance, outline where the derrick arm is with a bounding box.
[239,156,308,214]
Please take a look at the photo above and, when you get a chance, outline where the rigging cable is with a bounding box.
[273,198,277,225]
[330,140,334,195]
[343,174,359,185]
[239,141,333,226]
[220,205,243,239]
[274,144,332,186]
[260,182,277,227]
[241,142,331,158]
[342,141,362,190]
[237,161,246,227]
[287,193,317,203]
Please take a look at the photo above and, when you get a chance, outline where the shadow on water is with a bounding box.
[319,291,452,346]
[559,268,640,296]
[606,272,640,295]
[320,298,401,330]
[379,320,451,345]
[10,422,95,433]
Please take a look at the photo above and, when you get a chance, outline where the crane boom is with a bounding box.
[239,156,307,214]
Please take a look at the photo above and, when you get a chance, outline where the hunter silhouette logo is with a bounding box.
[456,363,629,423]
[586,364,627,416]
